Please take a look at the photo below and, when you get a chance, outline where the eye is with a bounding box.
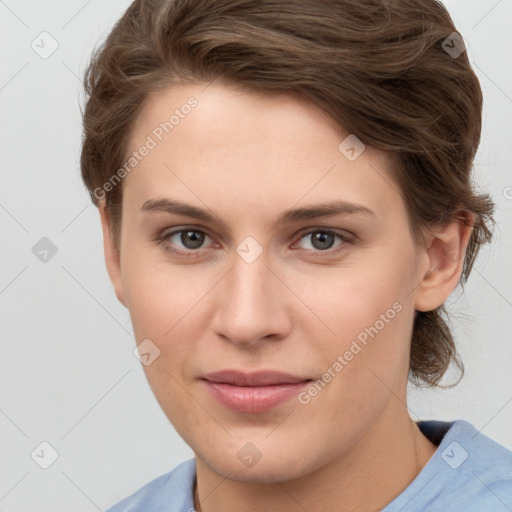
[293,229,350,254]
[157,226,351,258]
[158,227,213,256]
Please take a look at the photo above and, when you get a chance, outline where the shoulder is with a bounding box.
[105,458,196,512]
[384,419,512,512]
[439,419,512,508]
[435,419,512,474]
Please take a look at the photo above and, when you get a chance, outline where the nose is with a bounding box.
[211,249,293,348]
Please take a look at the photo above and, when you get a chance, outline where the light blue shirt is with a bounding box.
[106,419,512,511]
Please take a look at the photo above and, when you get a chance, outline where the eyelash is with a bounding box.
[156,226,353,259]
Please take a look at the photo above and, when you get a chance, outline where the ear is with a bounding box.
[414,211,475,312]
[99,201,127,307]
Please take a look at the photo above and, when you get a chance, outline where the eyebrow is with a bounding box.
[141,198,375,233]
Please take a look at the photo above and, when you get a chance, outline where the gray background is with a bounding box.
[0,1,511,510]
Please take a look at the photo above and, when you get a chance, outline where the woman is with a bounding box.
[80,0,512,510]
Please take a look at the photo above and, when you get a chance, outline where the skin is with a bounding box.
[100,78,474,512]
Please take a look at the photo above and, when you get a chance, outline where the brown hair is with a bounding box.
[80,0,494,387]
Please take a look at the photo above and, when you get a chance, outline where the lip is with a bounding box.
[202,370,310,386]
[201,370,312,413]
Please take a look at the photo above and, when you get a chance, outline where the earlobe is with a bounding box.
[99,202,127,307]
[414,211,475,312]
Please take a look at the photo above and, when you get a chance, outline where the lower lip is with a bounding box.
[201,379,311,413]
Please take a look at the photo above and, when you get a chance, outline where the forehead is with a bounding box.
[123,80,402,223]
[133,79,345,153]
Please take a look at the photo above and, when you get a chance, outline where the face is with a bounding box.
[102,79,446,483]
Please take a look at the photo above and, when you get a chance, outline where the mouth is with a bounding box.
[200,370,313,413]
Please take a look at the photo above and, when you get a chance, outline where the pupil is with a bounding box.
[182,230,204,249]
[312,232,334,250]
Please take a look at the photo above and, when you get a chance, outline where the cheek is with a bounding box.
[292,279,413,438]
[123,230,416,372]
[122,253,209,424]
[121,249,224,411]
[299,253,415,389]
[299,254,412,338]
[121,244,206,338]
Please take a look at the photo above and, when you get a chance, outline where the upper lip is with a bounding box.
[201,370,312,386]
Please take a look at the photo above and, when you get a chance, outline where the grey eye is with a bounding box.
[170,229,207,250]
[297,231,343,251]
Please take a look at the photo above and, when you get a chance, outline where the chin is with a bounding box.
[196,443,320,484]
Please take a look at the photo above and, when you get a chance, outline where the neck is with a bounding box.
[194,406,437,512]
